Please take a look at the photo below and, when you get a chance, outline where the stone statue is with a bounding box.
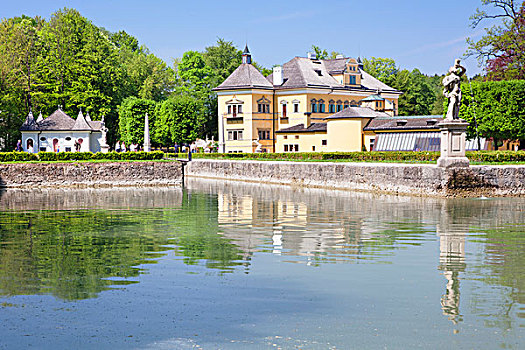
[100,115,110,153]
[253,139,263,153]
[442,59,466,121]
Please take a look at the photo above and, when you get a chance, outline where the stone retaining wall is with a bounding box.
[0,161,182,188]
[185,159,525,197]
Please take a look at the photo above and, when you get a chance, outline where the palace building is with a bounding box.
[214,46,404,153]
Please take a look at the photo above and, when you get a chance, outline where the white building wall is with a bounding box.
[21,131,98,152]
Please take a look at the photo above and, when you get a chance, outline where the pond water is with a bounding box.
[0,179,523,349]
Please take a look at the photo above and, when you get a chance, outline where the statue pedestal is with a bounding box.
[437,120,470,168]
[100,144,109,153]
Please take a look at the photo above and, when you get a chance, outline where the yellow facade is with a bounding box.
[215,51,402,153]
[275,131,329,153]
[326,119,371,152]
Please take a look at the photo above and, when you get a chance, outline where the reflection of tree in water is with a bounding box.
[0,191,245,300]
[471,225,525,332]
[0,210,168,300]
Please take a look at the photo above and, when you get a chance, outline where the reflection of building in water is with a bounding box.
[437,209,467,325]
[217,190,358,262]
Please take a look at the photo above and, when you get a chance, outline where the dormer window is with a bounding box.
[396,120,408,126]
[315,69,322,76]
[427,119,438,126]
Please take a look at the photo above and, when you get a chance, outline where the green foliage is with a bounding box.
[154,96,204,145]
[460,80,525,141]
[363,57,398,83]
[466,150,525,162]
[466,0,525,80]
[362,57,438,116]
[6,151,165,162]
[203,38,242,87]
[396,69,437,116]
[0,9,176,151]
[311,45,342,59]
[188,151,441,162]
[187,151,525,164]
[176,51,213,98]
[118,97,157,146]
[0,152,39,162]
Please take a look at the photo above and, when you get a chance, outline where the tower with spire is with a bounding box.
[242,44,252,64]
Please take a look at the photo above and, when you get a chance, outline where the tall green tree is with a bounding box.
[362,57,398,84]
[203,38,242,87]
[0,16,43,149]
[35,8,121,141]
[460,80,525,146]
[154,95,204,145]
[118,97,157,146]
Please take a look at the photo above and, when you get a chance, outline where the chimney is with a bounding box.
[273,65,283,86]
[305,112,311,128]
[307,52,317,60]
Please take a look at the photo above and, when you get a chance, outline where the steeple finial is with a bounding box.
[242,44,252,64]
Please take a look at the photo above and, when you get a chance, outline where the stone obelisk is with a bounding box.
[144,113,151,152]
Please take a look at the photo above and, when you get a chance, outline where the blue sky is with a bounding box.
[2,0,494,76]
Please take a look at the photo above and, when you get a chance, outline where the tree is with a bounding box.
[363,57,437,116]
[203,38,242,87]
[396,69,436,116]
[362,57,398,85]
[154,95,204,145]
[118,97,157,146]
[0,16,43,149]
[460,80,525,146]
[311,45,343,59]
[466,0,525,80]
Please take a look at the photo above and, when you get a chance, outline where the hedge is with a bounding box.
[0,151,164,162]
[2,150,525,163]
[0,152,39,162]
[185,151,441,162]
[178,151,525,163]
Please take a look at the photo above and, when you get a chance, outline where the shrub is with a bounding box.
[0,152,39,162]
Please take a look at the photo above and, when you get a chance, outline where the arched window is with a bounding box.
[318,99,325,113]
[311,99,317,113]
[328,100,335,113]
[26,138,34,151]
[53,138,59,152]
[350,100,358,107]
[343,101,349,109]
[336,100,343,112]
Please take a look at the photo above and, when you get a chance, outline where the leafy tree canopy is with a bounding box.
[466,0,525,80]
[311,45,343,60]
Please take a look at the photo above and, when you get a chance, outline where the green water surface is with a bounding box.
[0,179,523,349]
